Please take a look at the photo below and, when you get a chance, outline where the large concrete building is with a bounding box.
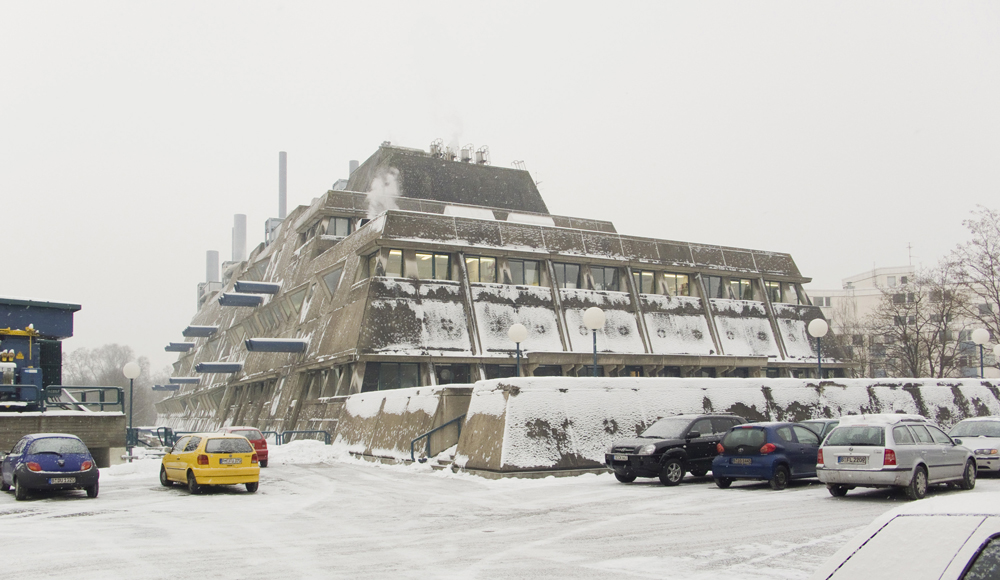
[157,143,842,433]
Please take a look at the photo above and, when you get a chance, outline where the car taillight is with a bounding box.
[197,454,209,465]
[884,449,896,466]
[817,449,824,464]
[716,443,725,454]
[26,462,42,472]
[760,443,776,455]
[252,453,259,464]
[82,461,93,471]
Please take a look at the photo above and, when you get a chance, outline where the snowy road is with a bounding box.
[1,442,992,579]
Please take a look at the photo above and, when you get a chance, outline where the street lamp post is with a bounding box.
[583,307,606,378]
[122,362,141,460]
[807,319,829,380]
[972,328,991,379]
[508,323,528,377]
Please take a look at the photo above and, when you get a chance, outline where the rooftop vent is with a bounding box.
[461,144,473,163]
[476,146,490,165]
[429,139,444,158]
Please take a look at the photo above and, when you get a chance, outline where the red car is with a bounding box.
[220,426,269,467]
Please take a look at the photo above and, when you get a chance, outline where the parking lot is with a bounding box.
[0,441,991,580]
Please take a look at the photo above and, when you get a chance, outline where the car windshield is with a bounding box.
[27,438,89,455]
[205,438,253,454]
[231,429,263,440]
[640,418,691,439]
[721,427,766,448]
[950,421,1000,438]
[825,426,885,447]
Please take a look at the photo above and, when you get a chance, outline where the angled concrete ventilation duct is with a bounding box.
[234,281,281,294]
[165,342,196,352]
[218,293,264,307]
[169,377,201,384]
[245,338,309,353]
[152,384,181,391]
[182,325,219,338]
[194,362,243,374]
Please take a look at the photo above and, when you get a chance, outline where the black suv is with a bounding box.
[605,414,747,485]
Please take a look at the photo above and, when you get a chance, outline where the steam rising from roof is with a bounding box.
[366,167,400,218]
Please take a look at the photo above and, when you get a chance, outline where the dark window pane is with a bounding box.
[399,364,419,389]
[323,267,343,294]
[379,363,399,390]
[963,535,1000,580]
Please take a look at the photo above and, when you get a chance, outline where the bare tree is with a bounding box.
[953,206,1000,338]
[824,295,877,378]
[62,344,171,425]
[866,266,968,378]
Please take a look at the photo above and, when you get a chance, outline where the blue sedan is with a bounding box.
[711,422,822,490]
[1,433,100,500]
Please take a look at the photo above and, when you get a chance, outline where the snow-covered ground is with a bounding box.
[1,442,994,579]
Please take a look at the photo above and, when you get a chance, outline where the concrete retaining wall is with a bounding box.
[0,412,127,468]
[451,378,1000,475]
[333,386,472,462]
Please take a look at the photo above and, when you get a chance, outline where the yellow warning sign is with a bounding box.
[15,352,24,360]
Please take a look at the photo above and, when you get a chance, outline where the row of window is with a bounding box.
[362,248,807,303]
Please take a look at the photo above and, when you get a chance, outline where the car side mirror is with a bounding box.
[953,438,963,445]
[686,431,700,439]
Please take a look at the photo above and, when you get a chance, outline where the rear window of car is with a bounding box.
[825,426,885,447]
[205,438,254,454]
[27,438,89,455]
[951,421,1000,438]
[722,427,766,448]
[231,429,264,440]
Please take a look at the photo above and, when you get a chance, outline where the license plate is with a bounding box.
[613,454,628,462]
[731,458,752,465]
[49,477,75,484]
[838,456,867,465]
[219,458,242,465]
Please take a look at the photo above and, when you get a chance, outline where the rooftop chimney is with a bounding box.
[232,214,247,262]
[278,151,287,219]
[349,160,359,175]
[206,250,219,283]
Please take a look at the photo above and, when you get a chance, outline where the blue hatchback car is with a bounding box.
[711,422,822,490]
[1,433,100,501]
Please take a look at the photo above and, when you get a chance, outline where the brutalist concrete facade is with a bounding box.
[156,143,842,434]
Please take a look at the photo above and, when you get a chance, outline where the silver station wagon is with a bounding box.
[816,414,976,500]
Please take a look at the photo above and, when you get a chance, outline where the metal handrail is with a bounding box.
[280,430,331,445]
[261,430,282,445]
[410,414,465,463]
[0,384,42,411]
[43,385,124,413]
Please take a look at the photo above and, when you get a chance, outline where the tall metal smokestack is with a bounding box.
[349,159,359,175]
[206,251,219,283]
[278,151,287,219]
[232,214,247,262]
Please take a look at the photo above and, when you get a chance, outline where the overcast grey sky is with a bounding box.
[3,2,999,372]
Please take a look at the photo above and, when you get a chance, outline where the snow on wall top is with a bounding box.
[641,294,715,355]
[560,289,645,354]
[464,377,1000,470]
[472,284,564,353]
[710,299,780,357]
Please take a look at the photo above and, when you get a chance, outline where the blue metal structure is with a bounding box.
[0,297,80,407]
[165,342,195,352]
[218,293,265,307]
[234,281,281,294]
[245,338,309,353]
[182,325,218,338]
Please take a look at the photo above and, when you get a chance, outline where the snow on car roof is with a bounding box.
[837,414,928,426]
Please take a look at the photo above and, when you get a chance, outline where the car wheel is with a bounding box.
[659,459,684,486]
[86,481,99,498]
[14,478,27,501]
[187,470,201,495]
[714,477,733,489]
[769,465,790,490]
[689,468,708,477]
[904,466,928,500]
[959,460,977,491]
[159,466,173,487]
[245,481,259,493]
[0,478,9,492]
[259,459,268,468]
[828,484,849,497]
[614,469,637,483]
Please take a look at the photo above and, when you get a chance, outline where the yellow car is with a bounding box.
[159,433,260,493]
